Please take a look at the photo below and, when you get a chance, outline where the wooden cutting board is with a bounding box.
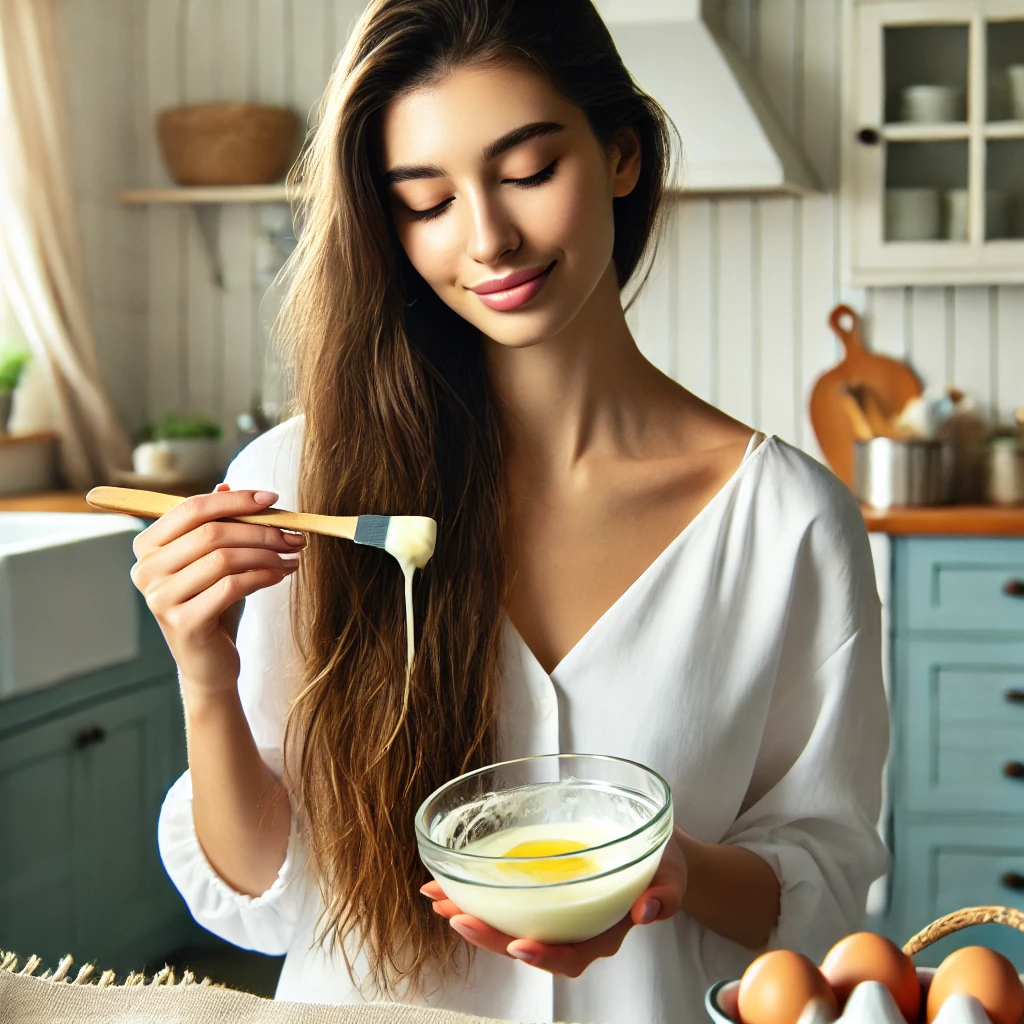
[809,304,922,488]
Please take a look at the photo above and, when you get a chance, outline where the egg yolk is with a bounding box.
[499,839,598,883]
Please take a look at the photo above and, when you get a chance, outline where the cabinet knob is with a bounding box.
[1006,690,1024,704]
[73,725,106,751]
[1004,761,1024,779]
[1003,872,1024,892]
[856,127,881,145]
[1004,580,1024,598]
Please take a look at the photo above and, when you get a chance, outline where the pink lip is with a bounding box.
[469,262,556,312]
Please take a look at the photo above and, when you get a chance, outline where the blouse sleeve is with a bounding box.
[156,419,311,956]
[699,482,891,976]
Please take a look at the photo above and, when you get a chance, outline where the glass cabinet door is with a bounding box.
[848,0,1024,285]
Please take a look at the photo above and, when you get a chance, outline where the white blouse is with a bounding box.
[158,414,889,1024]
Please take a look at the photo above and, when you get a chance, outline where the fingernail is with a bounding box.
[254,490,278,505]
[640,899,661,924]
[280,553,300,563]
[419,886,435,899]
[282,532,306,546]
[508,947,538,964]
[449,919,479,940]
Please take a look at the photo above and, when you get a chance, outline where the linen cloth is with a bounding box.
[0,953,581,1024]
[157,415,890,1024]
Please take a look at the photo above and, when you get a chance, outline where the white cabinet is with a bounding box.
[842,0,1024,285]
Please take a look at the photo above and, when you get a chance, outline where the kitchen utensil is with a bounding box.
[848,383,895,438]
[416,753,672,944]
[156,103,298,186]
[841,391,875,441]
[1008,65,1024,120]
[885,188,941,241]
[84,485,432,558]
[900,84,965,123]
[707,905,1024,1023]
[809,305,923,489]
[987,435,1024,506]
[853,438,953,509]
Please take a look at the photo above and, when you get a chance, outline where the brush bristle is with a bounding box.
[353,515,390,549]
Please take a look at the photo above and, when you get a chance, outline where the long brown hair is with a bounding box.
[276,0,674,996]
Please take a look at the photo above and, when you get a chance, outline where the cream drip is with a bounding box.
[379,515,437,751]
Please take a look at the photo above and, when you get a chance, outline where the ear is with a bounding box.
[607,126,642,198]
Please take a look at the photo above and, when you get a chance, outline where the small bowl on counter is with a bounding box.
[854,437,954,510]
[415,753,673,944]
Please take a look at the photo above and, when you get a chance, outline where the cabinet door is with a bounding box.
[899,822,1024,967]
[71,680,186,965]
[900,638,1024,815]
[847,1,1024,285]
[895,537,1024,635]
[0,678,188,970]
[0,708,78,967]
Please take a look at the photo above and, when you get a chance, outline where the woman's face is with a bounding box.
[380,62,641,349]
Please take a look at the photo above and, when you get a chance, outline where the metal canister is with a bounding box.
[853,438,953,509]
[987,435,1024,506]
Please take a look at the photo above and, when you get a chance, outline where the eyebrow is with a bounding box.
[382,120,566,186]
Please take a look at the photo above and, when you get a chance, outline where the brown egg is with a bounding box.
[737,949,838,1024]
[926,946,1024,1024]
[821,932,921,1022]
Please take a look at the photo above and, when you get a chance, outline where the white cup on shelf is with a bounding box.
[943,188,1012,240]
[1008,65,1024,120]
[942,188,1015,239]
[943,189,969,240]
[900,84,965,123]
[885,188,940,241]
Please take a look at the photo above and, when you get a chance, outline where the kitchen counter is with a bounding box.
[4,492,1024,536]
[861,505,1024,536]
[0,490,95,512]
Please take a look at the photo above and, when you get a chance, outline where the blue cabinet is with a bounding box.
[0,595,196,974]
[888,537,1024,966]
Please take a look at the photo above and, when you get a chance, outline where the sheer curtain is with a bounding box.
[0,0,132,488]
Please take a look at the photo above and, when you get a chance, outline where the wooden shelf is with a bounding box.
[116,184,292,205]
[862,504,1024,537]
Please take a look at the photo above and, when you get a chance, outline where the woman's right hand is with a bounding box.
[130,483,305,700]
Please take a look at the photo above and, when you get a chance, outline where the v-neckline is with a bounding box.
[505,433,773,679]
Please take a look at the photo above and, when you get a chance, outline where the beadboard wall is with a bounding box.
[62,0,1024,453]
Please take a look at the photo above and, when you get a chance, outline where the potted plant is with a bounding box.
[0,341,31,434]
[132,413,224,479]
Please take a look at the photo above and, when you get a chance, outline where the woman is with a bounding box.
[139,1,889,1021]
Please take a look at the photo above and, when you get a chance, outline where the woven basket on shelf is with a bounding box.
[156,103,298,186]
[903,905,1024,957]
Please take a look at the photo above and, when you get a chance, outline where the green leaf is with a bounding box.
[0,343,30,395]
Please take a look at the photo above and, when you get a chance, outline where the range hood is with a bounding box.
[593,0,820,196]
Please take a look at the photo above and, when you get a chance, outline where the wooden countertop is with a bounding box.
[0,490,95,512]
[862,505,1024,536]
[4,491,1024,536]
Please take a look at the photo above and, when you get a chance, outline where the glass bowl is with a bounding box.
[415,753,673,944]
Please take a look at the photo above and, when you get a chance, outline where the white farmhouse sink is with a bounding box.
[0,512,144,700]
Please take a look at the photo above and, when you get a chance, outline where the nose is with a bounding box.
[465,189,520,265]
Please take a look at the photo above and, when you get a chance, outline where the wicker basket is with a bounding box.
[156,103,299,186]
[903,905,1024,956]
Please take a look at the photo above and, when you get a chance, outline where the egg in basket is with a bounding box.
[706,907,1024,1024]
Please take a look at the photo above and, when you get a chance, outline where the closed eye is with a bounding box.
[406,160,560,222]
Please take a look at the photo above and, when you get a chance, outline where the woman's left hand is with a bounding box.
[420,825,688,978]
